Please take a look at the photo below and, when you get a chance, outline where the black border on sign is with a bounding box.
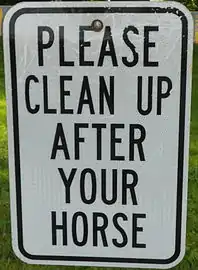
[9,6,188,265]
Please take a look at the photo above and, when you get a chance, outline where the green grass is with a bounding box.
[0,39,198,270]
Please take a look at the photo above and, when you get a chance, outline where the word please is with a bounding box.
[38,25,159,67]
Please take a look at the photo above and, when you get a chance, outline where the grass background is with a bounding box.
[0,39,198,270]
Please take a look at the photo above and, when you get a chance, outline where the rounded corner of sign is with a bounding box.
[12,241,37,265]
[3,2,27,28]
[168,1,194,21]
[160,248,186,269]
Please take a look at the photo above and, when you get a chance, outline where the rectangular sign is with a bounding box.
[3,1,193,269]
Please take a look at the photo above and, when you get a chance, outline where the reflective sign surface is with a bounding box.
[3,1,193,268]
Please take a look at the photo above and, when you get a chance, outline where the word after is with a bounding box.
[3,1,193,269]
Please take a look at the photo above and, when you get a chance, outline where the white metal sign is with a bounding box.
[3,1,193,269]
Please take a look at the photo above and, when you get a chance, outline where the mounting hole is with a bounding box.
[91,19,103,32]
